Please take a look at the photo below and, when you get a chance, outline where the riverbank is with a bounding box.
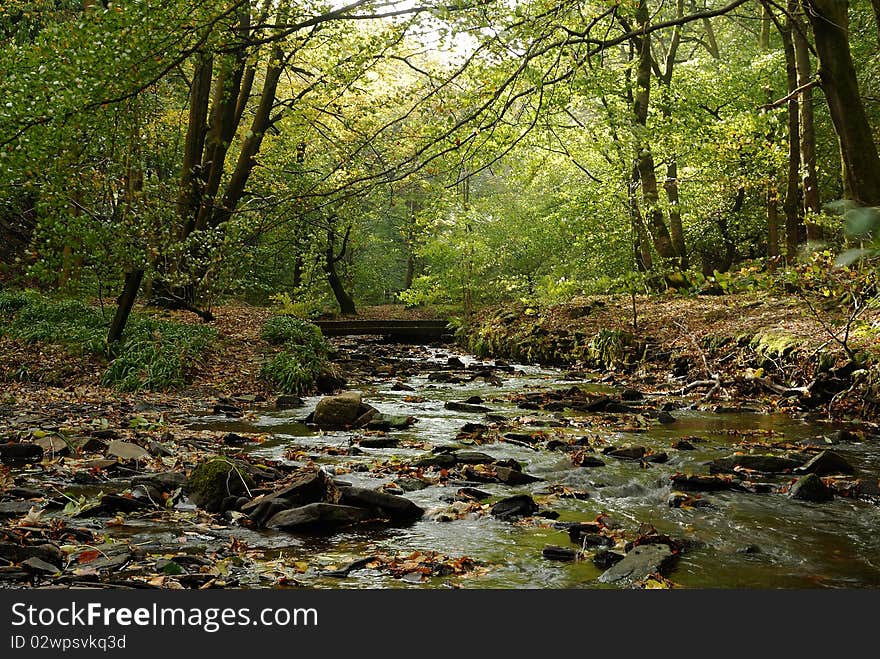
[457,294,880,423]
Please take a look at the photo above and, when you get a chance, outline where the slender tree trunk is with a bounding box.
[759,2,771,50]
[871,0,880,46]
[767,187,780,269]
[404,198,419,290]
[629,166,653,271]
[780,6,803,262]
[793,8,821,240]
[325,224,356,316]
[660,0,687,268]
[177,53,213,233]
[107,269,144,346]
[633,0,677,262]
[805,0,880,206]
[759,6,776,262]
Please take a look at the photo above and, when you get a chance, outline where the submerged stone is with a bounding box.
[337,486,424,522]
[709,454,802,474]
[445,401,492,413]
[491,494,539,520]
[597,543,675,585]
[267,503,373,532]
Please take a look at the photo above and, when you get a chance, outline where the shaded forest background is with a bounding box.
[1,0,879,325]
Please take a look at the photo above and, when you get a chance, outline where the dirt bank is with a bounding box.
[457,294,880,422]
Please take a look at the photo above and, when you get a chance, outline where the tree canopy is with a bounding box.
[2,0,879,321]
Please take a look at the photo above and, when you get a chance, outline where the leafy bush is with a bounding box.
[261,315,326,346]
[1,295,107,354]
[0,289,40,317]
[260,316,330,394]
[0,291,216,390]
[102,318,216,391]
[261,346,327,395]
[268,291,325,319]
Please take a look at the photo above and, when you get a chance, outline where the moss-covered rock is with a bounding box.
[750,330,804,368]
[185,458,255,512]
[584,328,643,370]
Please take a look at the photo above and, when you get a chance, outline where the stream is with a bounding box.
[17,338,879,590]
[175,339,880,589]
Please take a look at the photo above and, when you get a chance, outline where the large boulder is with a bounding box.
[794,450,855,476]
[337,486,424,522]
[242,470,339,527]
[267,503,373,532]
[312,392,374,429]
[185,458,255,512]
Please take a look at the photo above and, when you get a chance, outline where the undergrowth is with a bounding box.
[103,317,216,391]
[0,290,215,390]
[260,316,331,394]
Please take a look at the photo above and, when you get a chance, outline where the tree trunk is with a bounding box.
[177,53,213,232]
[325,225,356,316]
[806,0,880,206]
[107,269,144,346]
[767,187,780,269]
[781,6,803,262]
[759,2,771,50]
[660,0,687,268]
[632,0,677,263]
[404,198,419,290]
[793,8,821,240]
[871,0,880,46]
[629,166,654,271]
[211,45,285,230]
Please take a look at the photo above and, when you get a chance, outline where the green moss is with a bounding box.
[750,331,802,359]
[185,458,255,512]
[700,335,732,351]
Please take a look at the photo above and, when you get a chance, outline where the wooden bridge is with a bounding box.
[313,319,452,342]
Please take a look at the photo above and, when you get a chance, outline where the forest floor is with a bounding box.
[0,293,877,419]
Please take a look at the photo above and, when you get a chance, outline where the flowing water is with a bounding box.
[172,341,880,589]
[44,341,878,590]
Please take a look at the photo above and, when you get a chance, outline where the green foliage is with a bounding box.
[0,289,40,317]
[397,276,446,307]
[101,318,216,391]
[833,202,880,266]
[261,316,327,347]
[585,328,643,370]
[259,316,330,394]
[268,292,324,319]
[0,291,215,390]
[0,294,107,354]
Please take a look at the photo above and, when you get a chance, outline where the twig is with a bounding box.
[672,320,713,379]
